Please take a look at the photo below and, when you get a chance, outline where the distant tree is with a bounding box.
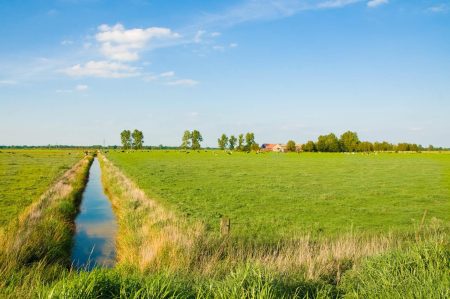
[237,134,244,151]
[245,132,256,151]
[218,134,229,150]
[339,131,360,152]
[181,130,191,149]
[132,129,144,150]
[251,143,260,151]
[120,130,132,150]
[316,133,340,152]
[286,140,296,152]
[302,141,316,152]
[428,144,435,151]
[396,143,410,152]
[229,135,237,150]
[191,130,203,150]
[358,141,374,152]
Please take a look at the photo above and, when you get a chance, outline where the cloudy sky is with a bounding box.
[1,0,449,147]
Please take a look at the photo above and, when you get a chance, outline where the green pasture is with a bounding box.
[106,151,450,241]
[0,150,82,227]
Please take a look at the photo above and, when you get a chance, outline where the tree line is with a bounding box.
[302,131,429,152]
[120,129,144,150]
[217,133,259,151]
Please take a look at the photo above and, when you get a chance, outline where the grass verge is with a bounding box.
[0,155,93,296]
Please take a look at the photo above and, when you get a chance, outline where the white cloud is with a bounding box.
[194,30,206,43]
[428,4,449,13]
[319,0,361,9]
[0,80,17,85]
[61,40,73,46]
[367,0,388,8]
[213,45,225,51]
[210,32,221,37]
[160,71,175,78]
[76,84,89,91]
[200,0,363,27]
[63,60,139,78]
[229,43,238,48]
[96,23,180,61]
[166,79,199,86]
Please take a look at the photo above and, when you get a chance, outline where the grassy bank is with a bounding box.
[0,149,83,227]
[0,155,93,297]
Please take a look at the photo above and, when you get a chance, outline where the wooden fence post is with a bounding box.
[220,217,230,236]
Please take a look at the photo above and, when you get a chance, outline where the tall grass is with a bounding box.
[0,156,93,296]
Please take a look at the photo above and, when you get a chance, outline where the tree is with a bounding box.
[358,141,373,152]
[286,140,296,152]
[237,134,244,151]
[229,135,237,150]
[132,129,144,150]
[316,133,340,152]
[191,130,203,150]
[251,143,260,151]
[303,141,316,152]
[340,131,359,152]
[245,132,256,151]
[218,134,229,150]
[181,130,191,149]
[120,130,131,150]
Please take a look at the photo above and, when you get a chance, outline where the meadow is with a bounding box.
[106,151,450,242]
[0,149,448,298]
[0,150,83,227]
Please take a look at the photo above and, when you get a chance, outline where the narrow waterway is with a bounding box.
[71,157,117,270]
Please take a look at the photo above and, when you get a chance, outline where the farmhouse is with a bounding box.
[261,143,286,152]
[261,143,303,152]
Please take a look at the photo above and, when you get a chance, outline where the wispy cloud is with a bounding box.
[367,0,388,8]
[0,80,17,85]
[63,60,139,78]
[76,84,88,91]
[198,0,363,28]
[427,3,449,13]
[96,23,180,61]
[166,79,199,87]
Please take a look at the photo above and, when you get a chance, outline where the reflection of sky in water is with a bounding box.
[71,158,117,270]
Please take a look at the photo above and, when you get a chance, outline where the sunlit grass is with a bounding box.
[0,149,83,227]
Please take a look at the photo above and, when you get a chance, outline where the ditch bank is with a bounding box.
[0,155,93,270]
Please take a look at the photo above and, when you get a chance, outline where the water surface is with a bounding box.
[71,158,117,270]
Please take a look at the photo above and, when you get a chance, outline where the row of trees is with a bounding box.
[181,130,203,150]
[302,131,425,152]
[217,133,259,151]
[120,129,144,150]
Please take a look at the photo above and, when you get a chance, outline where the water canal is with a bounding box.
[71,157,117,270]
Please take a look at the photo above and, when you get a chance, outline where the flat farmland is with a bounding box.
[0,150,83,227]
[107,151,450,241]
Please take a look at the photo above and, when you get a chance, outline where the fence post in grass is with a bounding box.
[220,217,230,236]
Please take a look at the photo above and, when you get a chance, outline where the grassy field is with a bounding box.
[0,150,448,298]
[0,150,83,227]
[106,151,450,242]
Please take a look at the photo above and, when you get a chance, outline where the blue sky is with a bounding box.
[1,0,449,147]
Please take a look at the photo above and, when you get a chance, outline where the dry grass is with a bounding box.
[98,154,204,272]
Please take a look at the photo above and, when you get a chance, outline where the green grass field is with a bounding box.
[0,150,82,227]
[0,149,448,298]
[106,151,450,241]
